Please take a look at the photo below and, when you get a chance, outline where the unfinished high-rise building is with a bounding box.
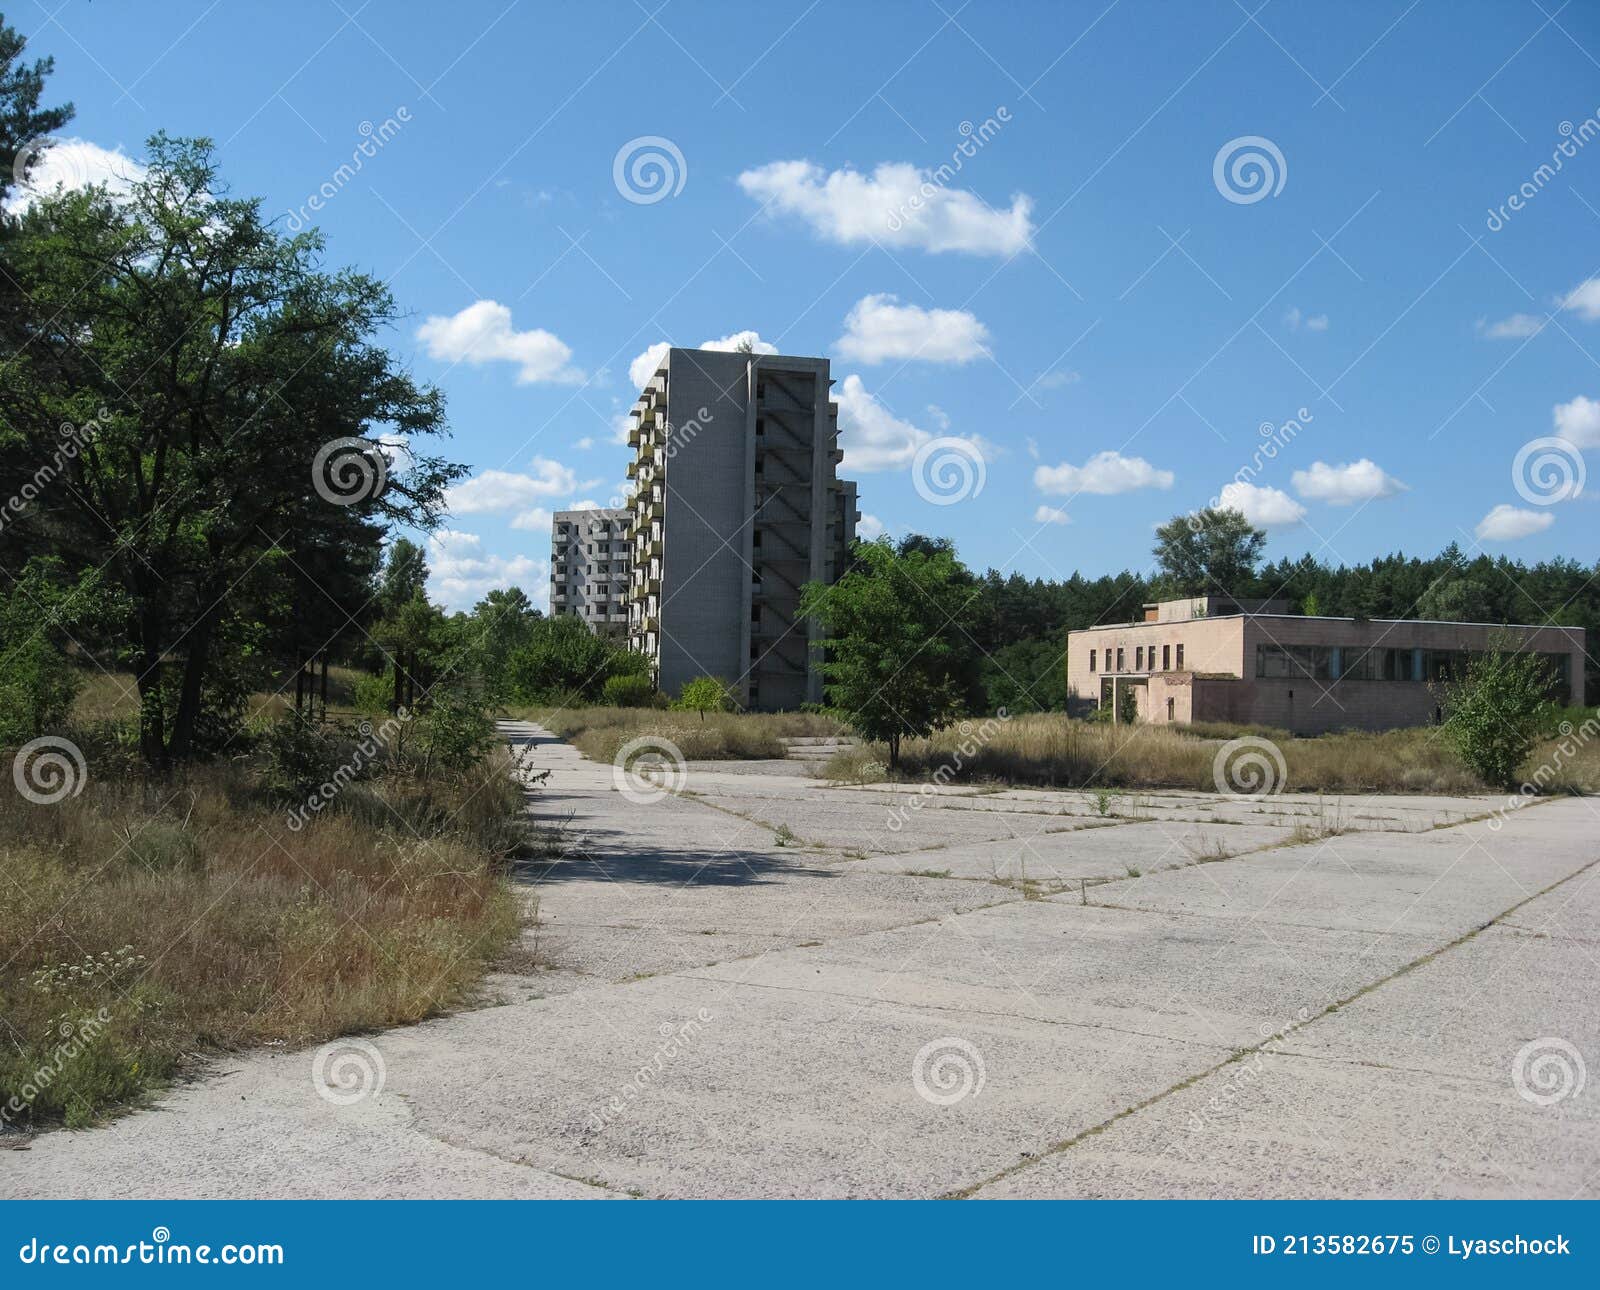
[624,348,859,710]
[548,507,631,640]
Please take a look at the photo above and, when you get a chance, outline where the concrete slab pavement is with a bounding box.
[4,723,1593,1200]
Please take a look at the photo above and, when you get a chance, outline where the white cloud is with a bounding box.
[1475,504,1554,541]
[1560,278,1600,321]
[3,137,144,213]
[1283,306,1328,332]
[1034,450,1174,496]
[856,513,886,540]
[1553,394,1600,449]
[1033,505,1072,525]
[574,436,594,451]
[445,459,598,529]
[835,293,989,364]
[1477,313,1545,340]
[427,529,547,611]
[1217,481,1306,528]
[833,374,933,471]
[1291,459,1408,505]
[415,300,582,384]
[1024,435,1040,460]
[626,330,777,390]
[737,160,1033,256]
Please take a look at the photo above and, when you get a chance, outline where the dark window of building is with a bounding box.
[1135,646,1143,670]
[1089,649,1097,672]
[1176,644,1184,669]
[1116,647,1125,671]
[1166,698,1175,721]
[1256,644,1333,680]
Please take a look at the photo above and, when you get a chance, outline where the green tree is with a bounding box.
[505,614,639,704]
[470,585,540,701]
[1152,508,1266,597]
[800,537,978,770]
[1439,647,1555,789]
[378,537,430,616]
[980,638,1068,714]
[673,675,730,721]
[0,136,464,765]
[0,12,74,209]
[0,559,88,741]
[1415,574,1493,623]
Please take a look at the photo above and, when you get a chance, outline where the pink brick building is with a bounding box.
[1065,596,1585,734]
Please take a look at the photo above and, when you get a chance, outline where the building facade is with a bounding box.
[548,507,630,640]
[624,348,859,710]
[1065,595,1585,734]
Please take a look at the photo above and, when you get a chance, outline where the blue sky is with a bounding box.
[19,0,1600,608]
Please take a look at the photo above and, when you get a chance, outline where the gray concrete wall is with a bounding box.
[657,349,751,698]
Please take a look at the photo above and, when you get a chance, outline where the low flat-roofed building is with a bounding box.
[1065,595,1585,734]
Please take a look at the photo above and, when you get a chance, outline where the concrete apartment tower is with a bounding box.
[625,348,859,710]
[548,507,631,640]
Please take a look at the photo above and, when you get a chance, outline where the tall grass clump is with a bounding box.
[525,705,846,762]
[821,712,1598,795]
[0,720,527,1132]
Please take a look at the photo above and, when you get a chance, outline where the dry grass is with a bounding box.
[71,667,371,726]
[823,711,1600,796]
[0,746,526,1131]
[523,705,845,763]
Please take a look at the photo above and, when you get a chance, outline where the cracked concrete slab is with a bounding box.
[4,723,1593,1200]
[843,820,1295,881]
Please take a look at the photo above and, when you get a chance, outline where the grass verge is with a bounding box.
[520,705,845,763]
[0,739,527,1132]
[822,711,1600,796]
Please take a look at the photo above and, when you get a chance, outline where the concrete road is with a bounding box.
[5,721,1596,1199]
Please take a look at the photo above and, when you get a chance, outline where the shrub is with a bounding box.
[352,669,395,714]
[262,714,345,796]
[414,694,498,774]
[602,673,659,707]
[505,615,637,704]
[1440,649,1556,789]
